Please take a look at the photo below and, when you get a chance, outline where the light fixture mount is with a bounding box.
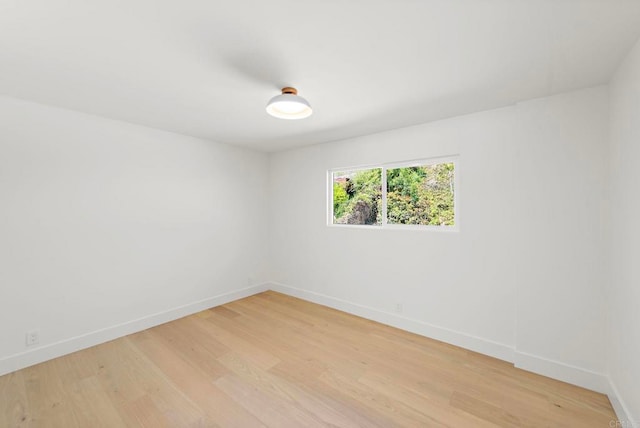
[266,86,312,120]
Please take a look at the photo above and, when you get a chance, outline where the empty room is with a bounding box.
[1,1,639,427]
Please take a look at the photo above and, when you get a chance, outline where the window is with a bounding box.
[332,167,382,225]
[330,157,457,228]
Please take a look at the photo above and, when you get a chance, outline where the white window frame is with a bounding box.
[327,155,459,231]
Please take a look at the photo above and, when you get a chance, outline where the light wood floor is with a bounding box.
[0,291,617,427]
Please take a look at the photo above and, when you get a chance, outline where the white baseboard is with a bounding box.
[269,282,515,363]
[513,351,608,394]
[270,282,615,396]
[608,377,639,427]
[0,283,269,377]
[1,279,623,422]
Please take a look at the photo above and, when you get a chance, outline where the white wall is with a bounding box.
[269,86,609,391]
[513,89,609,390]
[608,38,640,425]
[0,95,269,374]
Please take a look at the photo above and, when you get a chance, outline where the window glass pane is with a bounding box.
[333,168,382,225]
[386,163,455,226]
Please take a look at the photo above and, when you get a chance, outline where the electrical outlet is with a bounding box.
[26,329,39,347]
[395,303,403,314]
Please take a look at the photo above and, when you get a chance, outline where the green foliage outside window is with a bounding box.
[332,162,455,226]
[333,168,381,225]
[387,163,454,226]
[333,183,348,218]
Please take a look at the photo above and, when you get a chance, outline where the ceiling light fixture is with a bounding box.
[266,87,312,120]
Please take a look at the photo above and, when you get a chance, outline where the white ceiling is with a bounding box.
[2,1,640,152]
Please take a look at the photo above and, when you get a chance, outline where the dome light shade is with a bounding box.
[266,87,312,120]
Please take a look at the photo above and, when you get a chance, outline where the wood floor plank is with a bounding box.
[214,372,328,428]
[191,314,281,371]
[218,352,371,428]
[319,367,451,427]
[204,304,369,379]
[0,370,29,427]
[144,321,229,380]
[359,371,501,428]
[92,338,211,427]
[22,362,80,427]
[268,360,398,428]
[65,376,129,428]
[121,395,173,428]
[133,333,265,428]
[0,291,619,427]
